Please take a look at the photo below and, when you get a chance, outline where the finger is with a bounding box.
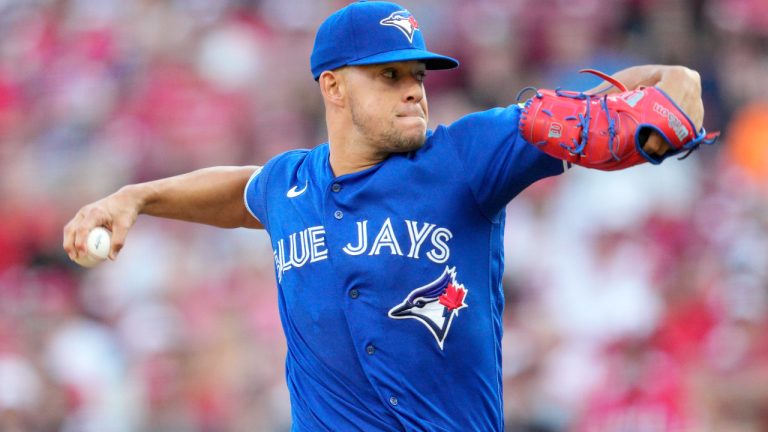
[642,133,670,157]
[108,218,129,260]
[74,206,110,257]
[62,214,82,260]
[72,213,96,259]
[73,220,91,257]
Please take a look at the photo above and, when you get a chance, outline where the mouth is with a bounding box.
[396,109,425,119]
[396,113,426,125]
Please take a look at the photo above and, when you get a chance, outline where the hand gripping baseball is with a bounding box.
[518,69,720,170]
[63,189,141,265]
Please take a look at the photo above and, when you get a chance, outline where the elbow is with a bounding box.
[239,206,264,229]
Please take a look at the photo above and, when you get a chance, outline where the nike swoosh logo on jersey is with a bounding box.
[286,182,308,198]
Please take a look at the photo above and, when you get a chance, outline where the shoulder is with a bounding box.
[423,106,524,151]
[253,144,332,196]
[444,105,523,135]
[262,144,328,175]
[247,144,327,193]
[268,147,315,166]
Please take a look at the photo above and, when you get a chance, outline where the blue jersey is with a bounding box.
[244,105,564,431]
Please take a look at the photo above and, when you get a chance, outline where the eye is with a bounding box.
[381,69,398,80]
[415,71,427,83]
[414,300,426,307]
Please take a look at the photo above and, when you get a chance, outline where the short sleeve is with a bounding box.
[443,105,565,218]
[243,165,269,229]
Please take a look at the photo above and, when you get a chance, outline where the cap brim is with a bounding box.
[347,48,459,70]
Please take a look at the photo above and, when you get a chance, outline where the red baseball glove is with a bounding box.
[518,69,719,171]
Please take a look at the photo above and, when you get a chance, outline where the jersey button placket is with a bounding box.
[331,183,342,192]
[389,396,398,406]
[366,344,375,355]
[334,210,343,220]
[349,289,359,299]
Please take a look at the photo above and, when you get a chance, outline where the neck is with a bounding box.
[326,113,388,177]
[327,137,387,177]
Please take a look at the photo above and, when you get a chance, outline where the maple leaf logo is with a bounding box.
[408,16,419,30]
[439,282,467,312]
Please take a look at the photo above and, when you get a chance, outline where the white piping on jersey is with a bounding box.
[243,166,264,222]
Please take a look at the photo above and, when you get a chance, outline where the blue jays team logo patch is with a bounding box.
[380,10,420,43]
[388,267,468,350]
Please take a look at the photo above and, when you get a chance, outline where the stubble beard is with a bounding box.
[350,101,426,155]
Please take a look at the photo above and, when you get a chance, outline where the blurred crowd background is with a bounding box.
[0,0,766,431]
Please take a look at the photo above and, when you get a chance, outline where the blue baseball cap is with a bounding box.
[310,1,459,80]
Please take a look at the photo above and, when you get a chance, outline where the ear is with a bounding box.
[319,70,346,108]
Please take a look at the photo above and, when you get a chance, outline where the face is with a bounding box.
[342,61,429,154]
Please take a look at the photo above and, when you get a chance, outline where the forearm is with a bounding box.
[126,165,262,229]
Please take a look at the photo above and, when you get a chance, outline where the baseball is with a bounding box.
[73,227,111,268]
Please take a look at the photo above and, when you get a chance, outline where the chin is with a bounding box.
[397,116,427,131]
[391,132,426,153]
[401,121,427,141]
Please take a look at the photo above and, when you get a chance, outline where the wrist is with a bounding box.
[117,183,151,215]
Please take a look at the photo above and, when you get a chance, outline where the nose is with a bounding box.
[404,75,424,103]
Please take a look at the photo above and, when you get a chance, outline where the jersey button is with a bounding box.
[334,210,343,220]
[389,396,398,406]
[366,344,375,355]
[331,183,341,192]
[349,289,359,299]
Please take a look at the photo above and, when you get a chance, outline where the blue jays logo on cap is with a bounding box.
[380,10,419,43]
[309,1,458,80]
[388,267,468,350]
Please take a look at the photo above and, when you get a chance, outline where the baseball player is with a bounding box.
[62,1,717,431]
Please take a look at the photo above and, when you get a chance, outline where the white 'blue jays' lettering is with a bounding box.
[276,219,453,280]
[369,218,403,256]
[405,220,434,258]
[342,220,368,255]
[274,225,328,282]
